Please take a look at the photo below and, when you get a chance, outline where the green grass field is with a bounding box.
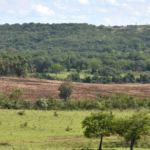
[49,69,150,80]
[48,69,93,79]
[0,109,150,150]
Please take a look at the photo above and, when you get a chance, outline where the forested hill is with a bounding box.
[0,23,150,54]
[1,23,150,83]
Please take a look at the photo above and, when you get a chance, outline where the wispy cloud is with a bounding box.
[7,10,14,14]
[133,11,140,16]
[98,9,107,13]
[32,4,55,16]
[78,0,89,5]
[146,7,150,13]
[122,3,128,7]
[106,0,120,6]
[54,3,66,10]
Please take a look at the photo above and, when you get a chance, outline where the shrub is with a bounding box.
[47,96,58,110]
[36,98,48,110]
[65,125,72,131]
[18,111,26,116]
[0,143,11,146]
[53,111,58,117]
[20,122,28,128]
[0,90,8,108]
[7,88,24,103]
[21,100,32,109]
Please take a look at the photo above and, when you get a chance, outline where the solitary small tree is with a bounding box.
[82,112,114,150]
[58,80,74,101]
[114,111,150,150]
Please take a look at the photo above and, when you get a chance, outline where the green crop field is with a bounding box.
[0,109,150,150]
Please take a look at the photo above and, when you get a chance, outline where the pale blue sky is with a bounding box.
[0,0,150,26]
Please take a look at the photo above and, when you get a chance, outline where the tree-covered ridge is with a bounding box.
[0,23,150,53]
[1,23,150,80]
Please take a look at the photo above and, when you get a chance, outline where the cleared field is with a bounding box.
[0,77,150,101]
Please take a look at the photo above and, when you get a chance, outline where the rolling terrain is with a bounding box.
[0,77,150,101]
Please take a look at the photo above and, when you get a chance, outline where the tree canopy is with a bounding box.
[114,111,150,150]
[58,80,74,101]
[82,112,114,150]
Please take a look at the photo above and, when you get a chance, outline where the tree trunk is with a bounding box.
[130,139,135,150]
[99,136,103,150]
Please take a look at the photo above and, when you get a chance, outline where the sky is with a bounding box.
[0,0,150,26]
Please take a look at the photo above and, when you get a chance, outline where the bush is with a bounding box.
[36,98,48,110]
[0,90,8,108]
[7,88,24,103]
[47,96,58,110]
[65,125,72,131]
[20,122,28,128]
[0,143,11,146]
[3,101,20,109]
[18,111,26,116]
[53,111,58,117]
[21,100,32,109]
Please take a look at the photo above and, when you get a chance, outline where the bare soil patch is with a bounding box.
[0,77,150,101]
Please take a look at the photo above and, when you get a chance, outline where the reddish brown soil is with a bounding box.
[0,77,150,101]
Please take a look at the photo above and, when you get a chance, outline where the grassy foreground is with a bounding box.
[0,109,150,150]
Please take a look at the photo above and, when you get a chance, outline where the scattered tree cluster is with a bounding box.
[0,55,27,77]
[82,111,150,150]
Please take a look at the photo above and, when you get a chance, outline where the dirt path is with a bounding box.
[9,138,86,144]
[9,136,117,144]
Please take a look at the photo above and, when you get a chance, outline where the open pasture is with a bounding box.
[0,77,150,101]
[0,109,150,150]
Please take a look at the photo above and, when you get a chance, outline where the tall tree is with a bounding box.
[114,112,150,150]
[82,112,114,150]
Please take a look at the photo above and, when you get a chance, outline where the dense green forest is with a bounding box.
[1,23,150,83]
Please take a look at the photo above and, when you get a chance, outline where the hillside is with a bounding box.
[1,23,150,83]
[0,77,150,101]
[0,23,150,53]
[1,23,150,53]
